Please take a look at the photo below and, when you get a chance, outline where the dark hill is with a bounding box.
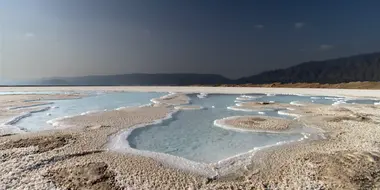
[5,51,380,86]
[237,52,380,84]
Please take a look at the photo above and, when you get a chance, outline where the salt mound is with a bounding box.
[214,116,295,132]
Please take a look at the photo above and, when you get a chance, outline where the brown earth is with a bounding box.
[46,162,120,190]
[0,135,75,153]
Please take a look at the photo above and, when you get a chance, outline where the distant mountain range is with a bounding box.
[2,52,380,86]
[237,52,380,84]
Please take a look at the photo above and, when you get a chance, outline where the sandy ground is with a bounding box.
[1,87,380,189]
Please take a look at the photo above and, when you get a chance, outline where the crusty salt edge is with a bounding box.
[107,109,218,177]
[332,100,347,106]
[227,106,257,112]
[197,93,208,98]
[7,102,54,110]
[105,93,313,178]
[174,106,205,110]
[23,96,83,102]
[0,106,51,135]
[151,92,191,105]
[47,92,165,129]
[108,110,315,178]
[277,110,301,119]
[0,125,27,135]
[47,103,150,129]
[289,101,305,106]
[4,107,51,126]
[227,106,279,112]
[235,95,263,101]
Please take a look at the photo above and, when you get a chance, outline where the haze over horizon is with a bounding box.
[1,0,380,80]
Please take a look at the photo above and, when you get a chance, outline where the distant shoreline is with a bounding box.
[195,81,380,89]
[2,81,380,89]
[1,86,380,99]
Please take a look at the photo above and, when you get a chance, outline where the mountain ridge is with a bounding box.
[237,51,380,84]
[2,51,380,86]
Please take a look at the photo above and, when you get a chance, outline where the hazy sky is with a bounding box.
[1,0,380,79]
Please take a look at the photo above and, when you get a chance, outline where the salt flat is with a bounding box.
[1,86,380,98]
[0,86,380,189]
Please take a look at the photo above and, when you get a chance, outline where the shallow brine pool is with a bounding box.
[2,91,378,165]
[14,92,165,131]
[127,94,305,163]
